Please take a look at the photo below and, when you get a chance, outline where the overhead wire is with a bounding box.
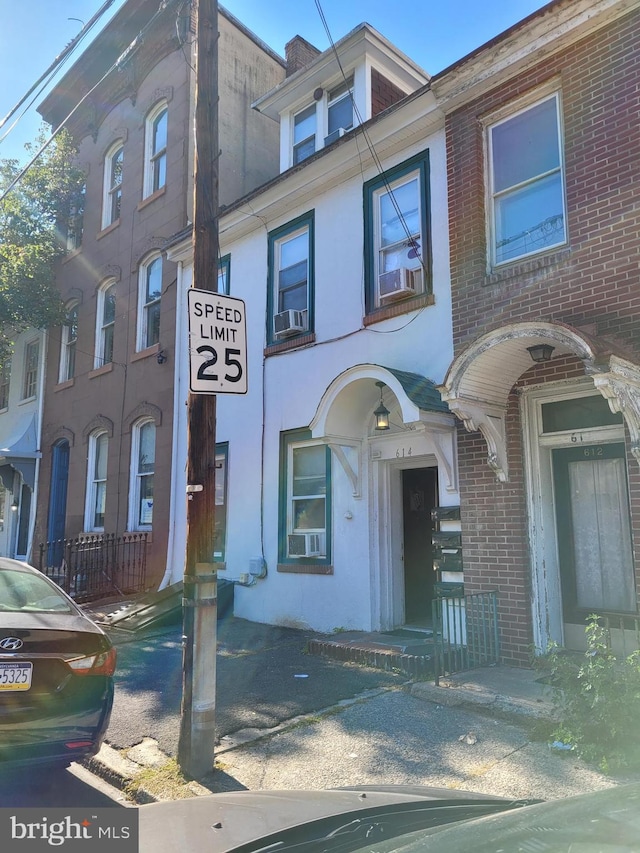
[313,0,427,280]
[0,0,120,147]
[0,0,173,204]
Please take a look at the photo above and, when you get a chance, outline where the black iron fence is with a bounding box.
[38,533,148,603]
[432,589,500,685]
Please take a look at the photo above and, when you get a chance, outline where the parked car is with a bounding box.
[0,558,116,770]
[138,783,640,853]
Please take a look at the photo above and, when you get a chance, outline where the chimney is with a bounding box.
[284,35,321,77]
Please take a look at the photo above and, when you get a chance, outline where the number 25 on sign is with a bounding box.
[187,288,248,395]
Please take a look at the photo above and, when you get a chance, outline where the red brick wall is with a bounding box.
[371,68,408,117]
[448,8,640,662]
[447,8,640,353]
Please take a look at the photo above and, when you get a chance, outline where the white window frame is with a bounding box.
[95,280,116,368]
[373,168,424,303]
[136,254,162,351]
[85,430,108,532]
[286,439,327,555]
[101,141,124,229]
[292,103,316,165]
[326,77,354,139]
[22,340,39,400]
[58,302,78,383]
[128,419,155,531]
[486,90,567,267]
[273,225,310,327]
[143,102,168,198]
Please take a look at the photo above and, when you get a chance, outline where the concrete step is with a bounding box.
[307,631,434,678]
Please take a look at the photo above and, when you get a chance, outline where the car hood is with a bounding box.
[138,786,520,853]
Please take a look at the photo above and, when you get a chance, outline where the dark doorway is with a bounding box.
[552,442,636,624]
[402,467,437,625]
[46,440,70,565]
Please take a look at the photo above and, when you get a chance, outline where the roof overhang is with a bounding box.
[0,414,40,490]
[253,24,429,120]
[440,321,640,481]
[430,0,640,113]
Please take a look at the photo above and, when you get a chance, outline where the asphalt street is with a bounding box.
[106,616,405,755]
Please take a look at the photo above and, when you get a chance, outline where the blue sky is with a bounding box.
[0,0,549,163]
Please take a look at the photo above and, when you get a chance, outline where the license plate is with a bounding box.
[0,662,32,691]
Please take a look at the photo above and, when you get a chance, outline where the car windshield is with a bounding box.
[0,570,73,613]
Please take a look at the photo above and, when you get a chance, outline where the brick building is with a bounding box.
[436,0,640,662]
[32,0,285,590]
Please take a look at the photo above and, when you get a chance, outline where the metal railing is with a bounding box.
[38,533,148,603]
[602,613,640,658]
[432,590,500,685]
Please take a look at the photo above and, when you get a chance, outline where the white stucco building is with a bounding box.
[166,24,459,633]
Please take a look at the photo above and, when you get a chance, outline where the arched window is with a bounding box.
[66,181,85,251]
[143,102,168,197]
[137,254,162,350]
[102,141,124,229]
[129,419,155,530]
[59,304,78,383]
[95,281,116,368]
[85,431,108,531]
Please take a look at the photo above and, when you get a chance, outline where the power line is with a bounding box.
[313,0,428,278]
[0,1,120,145]
[0,1,173,205]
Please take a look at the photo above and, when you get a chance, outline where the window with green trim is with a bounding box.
[218,254,230,295]
[364,150,431,313]
[279,430,331,564]
[267,213,314,346]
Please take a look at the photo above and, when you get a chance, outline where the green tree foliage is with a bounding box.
[0,128,85,364]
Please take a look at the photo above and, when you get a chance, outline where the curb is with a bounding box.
[410,680,558,723]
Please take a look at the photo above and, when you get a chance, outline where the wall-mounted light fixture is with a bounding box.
[374,381,390,431]
[10,498,19,512]
[156,349,167,365]
[527,343,555,364]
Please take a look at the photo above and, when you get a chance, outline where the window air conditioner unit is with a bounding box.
[274,309,306,337]
[324,127,347,147]
[378,267,416,303]
[288,532,325,558]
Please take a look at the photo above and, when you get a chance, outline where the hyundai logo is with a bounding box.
[0,637,23,651]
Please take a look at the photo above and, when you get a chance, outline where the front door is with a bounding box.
[402,468,437,625]
[47,440,70,566]
[552,443,636,627]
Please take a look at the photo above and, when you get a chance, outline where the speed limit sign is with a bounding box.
[187,288,247,394]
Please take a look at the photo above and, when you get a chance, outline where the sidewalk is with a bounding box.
[82,600,606,802]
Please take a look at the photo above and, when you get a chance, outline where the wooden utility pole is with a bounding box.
[178,0,220,779]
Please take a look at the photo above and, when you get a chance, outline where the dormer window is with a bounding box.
[293,104,316,165]
[326,77,353,144]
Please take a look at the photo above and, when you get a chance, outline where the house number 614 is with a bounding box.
[396,447,412,457]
